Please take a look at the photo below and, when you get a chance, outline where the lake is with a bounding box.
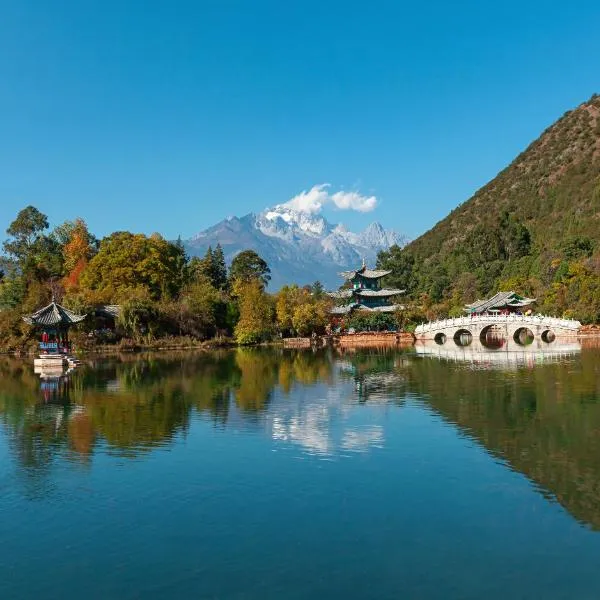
[1,341,600,599]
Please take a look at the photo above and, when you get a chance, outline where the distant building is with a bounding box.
[327,262,405,316]
[465,291,536,315]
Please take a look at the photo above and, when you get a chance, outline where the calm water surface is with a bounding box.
[1,342,600,599]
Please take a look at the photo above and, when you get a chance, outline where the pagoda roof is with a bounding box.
[23,301,87,327]
[330,303,361,315]
[356,288,405,298]
[465,291,536,314]
[329,303,404,315]
[340,265,392,280]
[327,289,354,299]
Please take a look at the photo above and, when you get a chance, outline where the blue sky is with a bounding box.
[1,0,599,241]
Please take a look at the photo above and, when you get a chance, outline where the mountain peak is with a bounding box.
[185,203,407,289]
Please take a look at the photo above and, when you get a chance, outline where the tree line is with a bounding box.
[378,211,600,324]
[0,205,335,349]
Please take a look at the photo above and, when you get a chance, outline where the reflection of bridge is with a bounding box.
[414,314,581,343]
[415,338,582,367]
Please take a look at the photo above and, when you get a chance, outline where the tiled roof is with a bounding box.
[340,268,392,280]
[465,291,536,314]
[356,288,405,297]
[329,303,403,315]
[94,305,121,318]
[23,301,86,326]
[327,290,354,299]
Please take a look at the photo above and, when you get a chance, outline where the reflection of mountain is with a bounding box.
[416,338,582,368]
[406,351,600,529]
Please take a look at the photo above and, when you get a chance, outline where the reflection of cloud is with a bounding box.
[265,369,394,457]
[341,426,384,452]
[272,409,332,454]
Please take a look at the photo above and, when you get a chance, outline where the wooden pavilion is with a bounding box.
[23,300,86,357]
[464,291,536,315]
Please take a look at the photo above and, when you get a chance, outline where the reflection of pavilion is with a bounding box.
[415,337,581,367]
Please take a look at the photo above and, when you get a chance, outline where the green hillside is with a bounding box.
[378,94,600,322]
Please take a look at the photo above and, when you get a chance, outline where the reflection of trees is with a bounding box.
[406,350,600,530]
[336,348,409,403]
[4,346,600,529]
[0,350,341,474]
[233,349,279,412]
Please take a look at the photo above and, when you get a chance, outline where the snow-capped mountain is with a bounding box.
[185,204,408,289]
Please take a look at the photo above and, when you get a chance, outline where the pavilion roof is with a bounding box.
[330,303,360,315]
[23,301,87,327]
[465,291,536,314]
[327,290,354,299]
[356,288,405,298]
[329,303,404,315]
[94,304,121,319]
[339,265,392,280]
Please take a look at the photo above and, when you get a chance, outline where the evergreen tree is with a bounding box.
[229,250,271,288]
[211,244,228,291]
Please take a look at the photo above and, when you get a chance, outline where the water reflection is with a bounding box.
[415,337,581,368]
[1,344,600,530]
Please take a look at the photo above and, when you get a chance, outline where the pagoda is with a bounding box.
[327,261,405,315]
[464,291,536,315]
[23,300,86,365]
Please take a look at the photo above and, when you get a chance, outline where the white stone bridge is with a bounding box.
[415,314,581,344]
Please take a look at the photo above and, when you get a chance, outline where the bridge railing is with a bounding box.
[414,313,582,334]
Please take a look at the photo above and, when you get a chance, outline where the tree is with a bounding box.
[118,289,161,340]
[191,245,228,291]
[3,206,63,281]
[562,236,595,261]
[173,236,189,292]
[61,218,95,290]
[3,206,49,266]
[275,285,307,336]
[190,247,214,283]
[211,244,228,291]
[176,277,221,339]
[233,279,274,344]
[310,280,325,299]
[377,246,417,294]
[348,311,396,332]
[80,232,187,301]
[292,301,329,336]
[229,250,271,287]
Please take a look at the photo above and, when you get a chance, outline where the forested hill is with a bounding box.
[378,94,600,322]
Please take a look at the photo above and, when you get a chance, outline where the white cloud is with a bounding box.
[283,184,377,214]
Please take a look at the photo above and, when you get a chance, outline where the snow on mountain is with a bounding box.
[186,205,407,290]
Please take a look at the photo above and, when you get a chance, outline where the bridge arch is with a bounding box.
[453,329,473,346]
[541,329,556,343]
[513,327,534,346]
[479,324,506,348]
[434,332,446,345]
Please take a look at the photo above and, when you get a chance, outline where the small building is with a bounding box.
[23,300,86,355]
[93,305,121,330]
[465,291,536,315]
[327,262,405,316]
